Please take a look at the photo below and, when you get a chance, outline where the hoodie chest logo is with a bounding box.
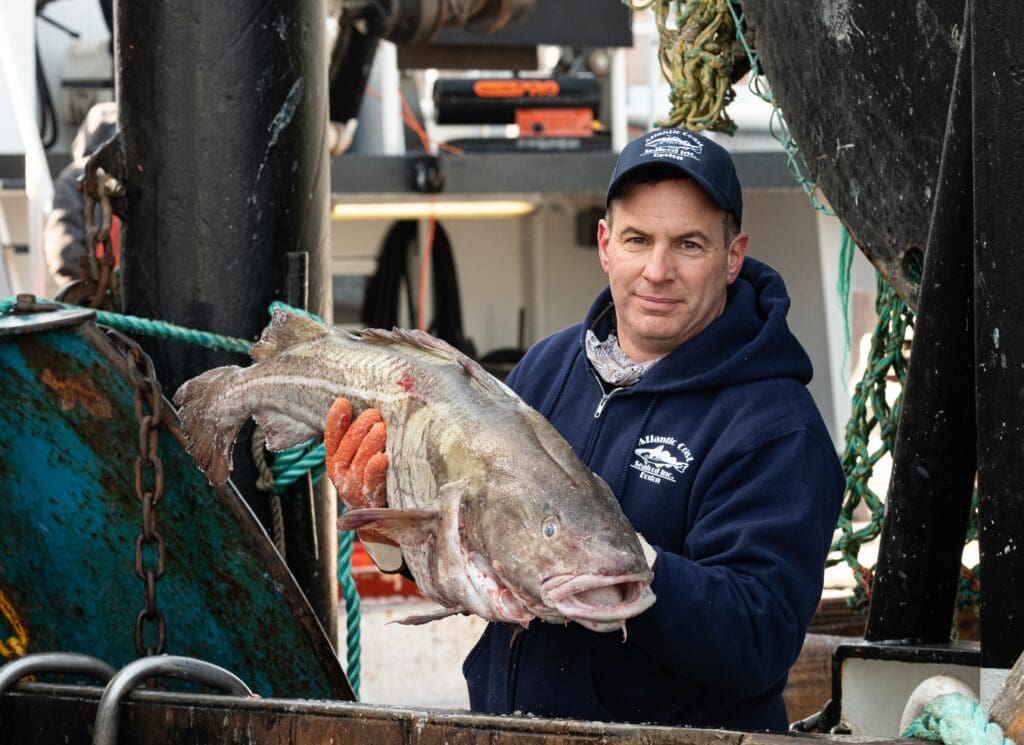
[631,435,695,484]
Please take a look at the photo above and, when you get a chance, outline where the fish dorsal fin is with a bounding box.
[360,328,514,398]
[251,309,330,362]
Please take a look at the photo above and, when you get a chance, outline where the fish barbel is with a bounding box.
[173,310,655,631]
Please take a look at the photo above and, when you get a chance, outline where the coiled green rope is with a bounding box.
[903,693,1013,745]
[1,295,363,697]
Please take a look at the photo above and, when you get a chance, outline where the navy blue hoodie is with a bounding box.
[462,257,844,731]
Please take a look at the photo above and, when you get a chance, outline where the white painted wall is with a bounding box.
[0,4,36,154]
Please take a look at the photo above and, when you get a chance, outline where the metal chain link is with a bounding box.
[76,167,124,311]
[105,327,167,656]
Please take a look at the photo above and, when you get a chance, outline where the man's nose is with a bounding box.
[642,244,675,283]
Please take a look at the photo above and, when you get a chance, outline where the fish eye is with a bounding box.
[542,515,560,538]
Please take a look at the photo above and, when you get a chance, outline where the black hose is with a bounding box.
[362,220,474,356]
[35,50,58,149]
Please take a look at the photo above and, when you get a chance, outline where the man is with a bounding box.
[327,127,845,731]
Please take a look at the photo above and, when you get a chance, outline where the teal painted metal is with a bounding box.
[0,307,352,700]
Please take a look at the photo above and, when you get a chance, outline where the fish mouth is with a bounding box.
[541,572,656,630]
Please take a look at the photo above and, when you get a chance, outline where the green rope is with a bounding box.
[903,693,1012,745]
[2,294,364,696]
[827,275,912,610]
[837,225,856,376]
[0,297,250,353]
[269,439,361,697]
[622,0,739,133]
[337,506,362,694]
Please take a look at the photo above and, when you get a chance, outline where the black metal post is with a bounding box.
[972,0,1024,670]
[114,0,337,645]
[864,3,976,643]
[115,0,332,389]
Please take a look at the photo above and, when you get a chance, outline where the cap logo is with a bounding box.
[642,130,704,163]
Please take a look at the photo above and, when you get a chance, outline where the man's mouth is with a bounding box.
[635,294,680,308]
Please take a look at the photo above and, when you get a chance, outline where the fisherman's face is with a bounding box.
[598,178,748,362]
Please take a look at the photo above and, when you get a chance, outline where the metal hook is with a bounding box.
[91,655,253,745]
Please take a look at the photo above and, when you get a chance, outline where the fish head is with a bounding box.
[463,462,655,632]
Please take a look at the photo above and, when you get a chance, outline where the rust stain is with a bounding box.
[40,368,114,418]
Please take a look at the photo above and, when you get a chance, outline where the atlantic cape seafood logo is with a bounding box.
[642,131,703,163]
[631,434,694,484]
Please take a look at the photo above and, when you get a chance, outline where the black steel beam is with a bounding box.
[972,0,1024,670]
[864,0,976,643]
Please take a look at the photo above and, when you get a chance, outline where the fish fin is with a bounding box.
[250,309,330,362]
[337,507,439,544]
[253,411,321,452]
[389,606,467,626]
[172,365,247,484]
[360,328,514,399]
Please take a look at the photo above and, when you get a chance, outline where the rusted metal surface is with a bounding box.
[741,0,966,309]
[0,682,912,745]
[0,309,351,700]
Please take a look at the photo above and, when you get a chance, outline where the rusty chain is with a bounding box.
[75,167,124,311]
[105,327,167,656]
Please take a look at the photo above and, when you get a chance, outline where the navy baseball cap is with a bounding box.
[606,128,743,226]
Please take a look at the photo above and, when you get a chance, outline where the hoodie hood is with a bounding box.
[580,256,812,394]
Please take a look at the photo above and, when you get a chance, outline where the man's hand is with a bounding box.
[325,397,404,573]
[325,398,388,509]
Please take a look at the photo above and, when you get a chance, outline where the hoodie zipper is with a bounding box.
[591,369,625,419]
[582,371,626,463]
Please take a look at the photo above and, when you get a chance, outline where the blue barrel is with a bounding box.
[0,306,350,699]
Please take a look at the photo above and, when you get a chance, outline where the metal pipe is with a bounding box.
[0,653,117,699]
[91,656,252,745]
[115,0,332,394]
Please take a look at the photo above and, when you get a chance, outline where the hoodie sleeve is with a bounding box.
[625,428,843,697]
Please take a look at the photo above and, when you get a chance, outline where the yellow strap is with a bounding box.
[0,587,29,659]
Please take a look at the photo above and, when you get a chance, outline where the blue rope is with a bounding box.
[903,693,1013,745]
[3,295,362,698]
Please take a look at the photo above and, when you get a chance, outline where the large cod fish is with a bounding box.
[173,310,655,632]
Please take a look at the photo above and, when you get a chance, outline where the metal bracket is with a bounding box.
[0,652,117,700]
[91,655,253,745]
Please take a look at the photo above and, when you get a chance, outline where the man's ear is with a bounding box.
[726,233,749,285]
[597,217,611,274]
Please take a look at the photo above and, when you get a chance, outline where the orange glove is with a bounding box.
[325,398,404,573]
[325,397,388,510]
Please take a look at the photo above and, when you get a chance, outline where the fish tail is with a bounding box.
[173,365,247,485]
